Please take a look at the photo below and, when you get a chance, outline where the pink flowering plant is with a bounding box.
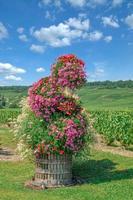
[16,54,89,157]
[34,112,88,157]
[28,76,82,122]
[51,54,86,90]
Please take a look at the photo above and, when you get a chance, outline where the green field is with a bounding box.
[0,85,133,147]
[1,85,133,110]
[0,86,27,108]
[0,88,27,99]
[77,87,133,111]
[0,126,133,200]
[0,83,133,199]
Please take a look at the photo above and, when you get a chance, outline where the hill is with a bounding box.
[0,80,133,110]
[77,86,133,111]
[0,86,28,108]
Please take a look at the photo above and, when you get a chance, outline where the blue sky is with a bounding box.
[0,0,133,85]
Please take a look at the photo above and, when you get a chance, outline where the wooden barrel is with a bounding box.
[34,154,72,187]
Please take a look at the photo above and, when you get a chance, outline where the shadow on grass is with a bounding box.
[72,159,133,184]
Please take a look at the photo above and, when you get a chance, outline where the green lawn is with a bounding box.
[0,151,133,200]
[0,126,133,200]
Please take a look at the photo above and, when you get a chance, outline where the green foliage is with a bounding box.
[53,61,63,77]
[0,109,20,124]
[86,80,133,88]
[91,111,133,146]
[8,101,19,108]
[16,110,49,149]
[14,97,89,156]
[0,95,6,108]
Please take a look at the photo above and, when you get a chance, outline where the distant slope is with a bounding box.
[77,86,133,111]
[0,86,28,108]
[0,81,133,110]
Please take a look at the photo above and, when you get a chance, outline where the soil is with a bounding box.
[92,134,133,158]
[0,147,21,161]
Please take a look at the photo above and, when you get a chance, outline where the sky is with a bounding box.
[0,0,133,86]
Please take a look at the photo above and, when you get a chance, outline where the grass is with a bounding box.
[77,87,133,111]
[0,126,133,200]
[0,151,133,200]
[0,126,17,149]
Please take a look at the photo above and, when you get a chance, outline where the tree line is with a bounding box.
[86,80,133,88]
[0,80,133,92]
[0,95,6,108]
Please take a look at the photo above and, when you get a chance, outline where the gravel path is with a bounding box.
[93,134,133,158]
[0,147,21,161]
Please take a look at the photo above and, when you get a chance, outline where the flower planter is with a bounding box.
[18,54,88,190]
[33,154,72,188]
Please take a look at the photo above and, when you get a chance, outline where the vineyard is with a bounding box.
[0,108,133,148]
[0,82,133,149]
[0,109,20,124]
[91,111,133,147]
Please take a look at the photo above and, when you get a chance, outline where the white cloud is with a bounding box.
[112,0,123,7]
[32,24,78,47]
[17,27,24,34]
[88,0,107,7]
[19,34,28,42]
[45,11,51,19]
[30,44,45,53]
[125,14,133,29]
[41,0,51,5]
[127,2,133,8]
[0,22,8,40]
[93,0,106,4]
[5,75,22,81]
[95,67,105,76]
[65,17,90,30]
[36,67,45,72]
[32,17,90,47]
[40,0,107,8]
[31,17,111,47]
[88,62,105,81]
[84,32,112,43]
[67,0,106,7]
[45,11,55,21]
[67,0,86,7]
[39,0,61,7]
[104,35,112,42]
[30,26,35,35]
[88,31,103,41]
[78,13,87,19]
[0,62,26,75]
[54,0,61,7]
[102,16,119,28]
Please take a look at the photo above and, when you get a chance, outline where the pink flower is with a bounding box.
[28,54,88,155]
